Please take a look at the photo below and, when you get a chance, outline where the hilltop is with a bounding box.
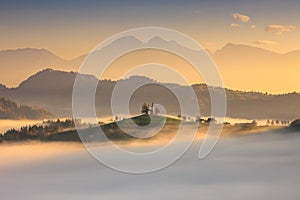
[46,115,182,142]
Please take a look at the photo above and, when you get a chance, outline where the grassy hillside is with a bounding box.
[46,115,181,142]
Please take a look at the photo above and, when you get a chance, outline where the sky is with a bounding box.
[1,0,300,59]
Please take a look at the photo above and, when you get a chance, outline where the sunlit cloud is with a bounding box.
[253,40,279,45]
[232,13,250,23]
[230,23,240,28]
[265,25,296,35]
[250,25,256,29]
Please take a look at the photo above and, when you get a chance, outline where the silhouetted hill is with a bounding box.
[0,69,299,120]
[17,68,97,91]
[0,97,54,119]
[46,115,181,142]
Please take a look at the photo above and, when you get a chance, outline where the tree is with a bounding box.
[141,103,150,115]
[251,120,257,126]
[207,118,216,123]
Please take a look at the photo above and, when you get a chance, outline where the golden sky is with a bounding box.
[0,0,300,59]
[0,0,299,93]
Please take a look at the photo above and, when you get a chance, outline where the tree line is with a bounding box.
[0,119,77,142]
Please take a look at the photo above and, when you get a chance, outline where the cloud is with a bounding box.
[265,25,296,35]
[230,23,240,28]
[250,25,256,29]
[232,13,250,23]
[253,40,279,45]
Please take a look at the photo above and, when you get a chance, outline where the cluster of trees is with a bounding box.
[141,103,150,115]
[141,103,155,115]
[266,119,290,126]
[290,119,300,127]
[0,119,76,142]
[234,120,258,130]
[195,116,216,124]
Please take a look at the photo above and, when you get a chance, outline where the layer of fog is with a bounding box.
[1,128,300,199]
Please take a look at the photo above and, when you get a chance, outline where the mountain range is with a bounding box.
[0,68,299,120]
[0,36,299,120]
[0,37,299,93]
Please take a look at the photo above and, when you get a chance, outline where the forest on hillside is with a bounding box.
[0,97,53,119]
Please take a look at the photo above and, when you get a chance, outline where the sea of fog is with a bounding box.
[1,128,300,200]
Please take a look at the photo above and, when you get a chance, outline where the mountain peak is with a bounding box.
[222,43,249,49]
[0,47,52,54]
[223,42,236,47]
[148,36,166,43]
[147,36,179,46]
[111,35,143,45]
[215,43,278,56]
[17,68,99,91]
[41,68,54,72]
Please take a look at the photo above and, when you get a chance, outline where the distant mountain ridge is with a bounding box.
[0,48,74,87]
[1,38,300,92]
[0,69,299,120]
